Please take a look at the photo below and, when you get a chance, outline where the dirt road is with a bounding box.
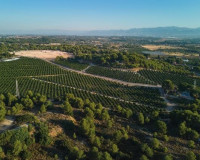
[46,60,161,88]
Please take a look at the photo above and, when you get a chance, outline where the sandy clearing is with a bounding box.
[142,45,182,51]
[15,50,74,60]
[0,116,14,132]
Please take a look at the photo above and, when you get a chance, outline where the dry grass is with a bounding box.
[142,45,182,51]
[131,67,144,72]
[15,50,74,60]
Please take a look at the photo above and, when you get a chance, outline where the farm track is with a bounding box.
[45,60,162,88]
[81,64,92,72]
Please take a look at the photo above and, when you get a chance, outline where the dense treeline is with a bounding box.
[0,40,191,73]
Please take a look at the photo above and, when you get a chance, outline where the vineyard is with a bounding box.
[86,66,156,84]
[138,69,200,86]
[0,57,165,113]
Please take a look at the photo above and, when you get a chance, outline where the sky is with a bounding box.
[0,0,200,31]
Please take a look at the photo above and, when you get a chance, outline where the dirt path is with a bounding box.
[46,60,161,88]
[81,64,92,72]
[0,116,14,133]
[159,88,176,112]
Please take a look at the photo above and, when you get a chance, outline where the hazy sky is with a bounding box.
[0,0,199,31]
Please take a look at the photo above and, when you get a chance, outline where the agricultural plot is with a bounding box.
[54,59,88,71]
[36,74,164,107]
[0,57,165,113]
[138,69,200,86]
[86,66,156,84]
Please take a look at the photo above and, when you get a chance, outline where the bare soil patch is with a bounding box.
[15,50,74,60]
[0,116,14,132]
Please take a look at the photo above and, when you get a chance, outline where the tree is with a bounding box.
[73,133,77,139]
[162,80,175,94]
[186,151,196,160]
[140,155,149,160]
[40,104,47,113]
[92,136,101,148]
[27,90,33,97]
[22,97,34,109]
[164,155,173,160]
[12,140,23,156]
[116,105,122,112]
[70,147,86,160]
[156,120,167,134]
[187,129,199,141]
[0,94,5,101]
[7,93,17,106]
[138,112,144,125]
[179,121,187,136]
[11,103,24,115]
[35,123,51,146]
[101,109,110,121]
[101,152,112,160]
[80,117,95,136]
[114,130,123,142]
[62,101,73,116]
[151,111,159,120]
[85,107,94,118]
[125,109,133,118]
[141,143,153,158]
[188,140,195,148]
[111,144,119,153]
[151,138,160,149]
[75,98,84,109]
[88,147,101,160]
[0,104,6,121]
[39,95,47,104]
[0,147,5,159]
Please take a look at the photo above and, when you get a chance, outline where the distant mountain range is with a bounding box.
[86,27,200,38]
[1,27,200,38]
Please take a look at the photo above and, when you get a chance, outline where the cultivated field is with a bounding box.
[15,50,74,60]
